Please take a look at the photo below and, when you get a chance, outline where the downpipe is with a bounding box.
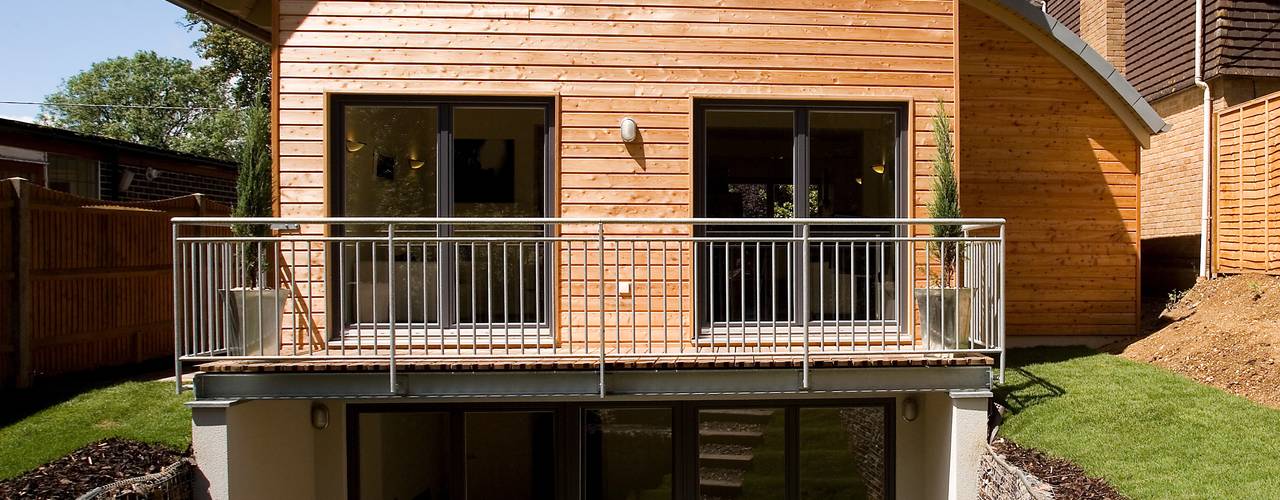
[1196,0,1213,278]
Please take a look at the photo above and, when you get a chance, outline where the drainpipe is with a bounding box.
[1196,0,1212,278]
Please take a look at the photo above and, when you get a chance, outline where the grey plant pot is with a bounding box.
[912,287,973,350]
[221,287,291,356]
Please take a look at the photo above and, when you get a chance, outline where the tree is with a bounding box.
[185,13,271,108]
[39,51,243,161]
[927,101,962,284]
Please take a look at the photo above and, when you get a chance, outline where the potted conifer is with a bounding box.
[913,103,972,350]
[224,104,288,356]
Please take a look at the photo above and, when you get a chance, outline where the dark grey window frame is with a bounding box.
[345,398,895,500]
[692,100,910,332]
[326,95,556,334]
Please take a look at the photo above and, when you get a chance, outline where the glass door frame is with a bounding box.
[691,100,910,336]
[325,94,557,336]
[345,398,895,500]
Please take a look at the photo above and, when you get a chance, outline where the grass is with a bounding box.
[0,380,192,480]
[997,347,1280,500]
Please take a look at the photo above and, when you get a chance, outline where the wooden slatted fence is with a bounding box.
[1,178,229,388]
[1215,91,1280,275]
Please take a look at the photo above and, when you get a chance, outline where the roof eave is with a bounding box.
[964,0,1171,146]
[165,0,270,44]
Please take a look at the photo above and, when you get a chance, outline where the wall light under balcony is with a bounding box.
[902,397,919,422]
[311,403,330,430]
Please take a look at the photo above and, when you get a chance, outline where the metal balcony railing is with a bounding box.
[172,217,1005,390]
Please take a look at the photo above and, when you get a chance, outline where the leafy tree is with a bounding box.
[184,13,271,108]
[39,51,242,161]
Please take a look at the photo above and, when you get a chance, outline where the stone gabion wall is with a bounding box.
[979,446,1053,500]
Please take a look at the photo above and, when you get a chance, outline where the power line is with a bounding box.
[0,100,224,111]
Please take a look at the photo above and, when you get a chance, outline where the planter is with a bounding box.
[221,288,291,356]
[912,287,972,350]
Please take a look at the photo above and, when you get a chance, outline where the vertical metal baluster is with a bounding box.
[627,241,632,352]
[486,241,493,354]
[661,241,668,354]
[723,241,729,351]
[421,241,428,357]
[518,242,526,353]
[739,241,746,352]
[566,241,574,354]
[597,223,606,397]
[747,241,757,352]
[829,242,839,352]
[387,225,396,393]
[924,236,931,352]
[800,224,811,390]
[532,241,540,354]
[879,241,886,350]
[941,240,948,350]
[819,241,825,352]
[770,241,778,352]
[865,241,872,351]
[707,241,715,352]
[172,228,182,391]
[370,240,378,356]
[582,239,590,356]
[613,239,621,354]
[471,241,478,355]
[502,241,510,355]
[273,243,281,357]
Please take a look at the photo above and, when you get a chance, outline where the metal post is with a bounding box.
[800,223,811,391]
[172,223,183,394]
[998,224,1007,384]
[597,223,607,397]
[387,223,397,394]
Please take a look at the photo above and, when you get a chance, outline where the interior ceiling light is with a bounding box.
[345,140,366,153]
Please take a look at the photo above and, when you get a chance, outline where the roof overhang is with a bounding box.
[962,0,1171,148]
[165,0,270,43]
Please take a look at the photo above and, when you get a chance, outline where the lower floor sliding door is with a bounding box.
[350,400,892,500]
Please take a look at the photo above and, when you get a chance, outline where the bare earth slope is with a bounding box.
[1121,275,1280,408]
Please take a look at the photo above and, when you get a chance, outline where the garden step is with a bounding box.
[698,429,764,444]
[699,452,754,467]
[699,409,777,423]
[698,477,744,495]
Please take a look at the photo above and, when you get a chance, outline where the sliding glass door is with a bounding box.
[330,96,552,338]
[696,102,905,336]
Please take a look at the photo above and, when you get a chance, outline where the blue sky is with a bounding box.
[0,0,201,123]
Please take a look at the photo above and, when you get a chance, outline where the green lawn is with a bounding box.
[997,347,1280,500]
[0,380,192,480]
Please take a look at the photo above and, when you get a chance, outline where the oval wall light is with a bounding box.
[620,117,639,143]
[902,397,919,422]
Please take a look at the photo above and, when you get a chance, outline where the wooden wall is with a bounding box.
[1215,90,1280,275]
[272,0,958,341]
[958,4,1142,338]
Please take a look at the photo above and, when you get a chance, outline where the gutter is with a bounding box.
[1196,0,1212,278]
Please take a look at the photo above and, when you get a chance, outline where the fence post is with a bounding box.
[11,179,32,389]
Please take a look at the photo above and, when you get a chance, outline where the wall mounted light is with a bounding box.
[872,150,887,174]
[345,140,366,153]
[118,170,135,193]
[409,158,425,170]
[620,117,639,143]
[311,403,330,430]
[855,177,863,185]
[902,396,919,422]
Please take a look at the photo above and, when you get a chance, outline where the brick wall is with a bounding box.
[1079,0,1126,72]
[101,164,236,206]
[1142,87,1205,240]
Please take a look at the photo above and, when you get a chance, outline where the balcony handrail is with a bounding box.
[171,217,1006,394]
[172,216,1008,225]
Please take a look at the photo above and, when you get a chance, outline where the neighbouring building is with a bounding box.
[166,0,1165,499]
[0,118,238,204]
[1047,0,1280,291]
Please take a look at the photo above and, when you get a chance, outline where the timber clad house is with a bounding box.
[167,0,1164,499]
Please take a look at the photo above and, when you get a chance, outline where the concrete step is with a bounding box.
[698,477,744,496]
[699,452,754,467]
[698,428,764,445]
[699,408,777,423]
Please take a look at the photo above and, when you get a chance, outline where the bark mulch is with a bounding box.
[991,438,1126,500]
[0,438,186,500]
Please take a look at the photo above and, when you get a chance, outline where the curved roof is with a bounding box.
[965,0,1171,144]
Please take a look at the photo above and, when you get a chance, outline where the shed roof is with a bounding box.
[0,118,238,172]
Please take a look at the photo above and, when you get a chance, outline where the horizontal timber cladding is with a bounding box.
[1214,91,1280,275]
[959,4,1142,337]
[273,0,957,342]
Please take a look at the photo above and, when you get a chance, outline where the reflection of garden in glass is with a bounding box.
[717,410,786,500]
[583,408,674,500]
[799,408,884,500]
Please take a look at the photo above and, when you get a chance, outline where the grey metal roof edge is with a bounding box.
[986,0,1171,135]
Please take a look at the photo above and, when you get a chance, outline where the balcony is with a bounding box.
[171,217,1005,395]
